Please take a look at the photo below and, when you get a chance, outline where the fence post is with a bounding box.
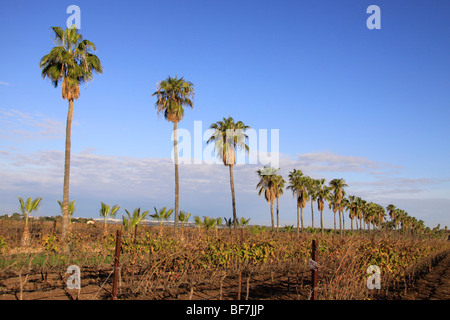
[112,229,122,300]
[311,239,319,300]
[237,271,242,300]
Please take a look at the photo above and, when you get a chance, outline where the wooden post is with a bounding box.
[237,271,242,300]
[112,229,122,300]
[311,239,319,300]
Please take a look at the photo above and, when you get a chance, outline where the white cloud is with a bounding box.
[0,148,448,227]
[0,81,9,86]
[0,109,64,140]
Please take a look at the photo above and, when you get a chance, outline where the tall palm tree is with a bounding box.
[386,204,397,231]
[256,167,279,230]
[328,194,339,233]
[347,195,358,231]
[356,197,366,232]
[153,76,194,237]
[40,26,103,244]
[273,174,286,232]
[329,178,348,235]
[316,179,330,236]
[18,196,42,246]
[99,202,120,236]
[374,203,386,231]
[207,116,250,228]
[340,197,350,233]
[287,169,309,233]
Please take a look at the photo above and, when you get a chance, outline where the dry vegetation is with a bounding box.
[0,219,448,300]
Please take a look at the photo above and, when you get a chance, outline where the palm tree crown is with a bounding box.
[207,116,250,166]
[40,27,103,100]
[153,76,194,123]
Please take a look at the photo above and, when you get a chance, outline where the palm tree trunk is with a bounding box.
[342,212,345,231]
[276,197,279,232]
[296,204,300,234]
[333,212,336,233]
[320,210,324,236]
[21,216,30,246]
[103,216,108,236]
[339,210,343,235]
[270,201,274,230]
[229,165,237,229]
[300,206,304,232]
[62,98,74,246]
[173,121,179,238]
[310,201,314,229]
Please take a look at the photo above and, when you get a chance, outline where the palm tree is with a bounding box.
[99,202,120,236]
[153,76,195,237]
[365,202,377,232]
[256,167,279,230]
[273,174,286,232]
[347,196,358,231]
[194,216,218,233]
[356,198,366,232]
[178,210,191,239]
[207,116,250,228]
[57,199,76,229]
[287,169,309,233]
[40,27,103,244]
[328,194,339,233]
[123,208,150,242]
[150,207,174,237]
[374,203,386,231]
[237,217,251,228]
[178,210,191,232]
[386,204,397,231]
[329,178,348,235]
[340,197,350,232]
[316,179,330,236]
[18,197,42,246]
[40,27,103,245]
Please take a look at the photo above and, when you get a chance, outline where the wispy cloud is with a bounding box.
[0,109,64,140]
[0,81,9,86]
[0,148,448,227]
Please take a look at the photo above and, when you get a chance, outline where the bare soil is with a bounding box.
[397,250,450,300]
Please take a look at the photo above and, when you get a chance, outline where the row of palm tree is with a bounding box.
[256,168,428,236]
[39,26,435,243]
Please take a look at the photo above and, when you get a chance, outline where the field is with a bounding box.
[0,219,449,300]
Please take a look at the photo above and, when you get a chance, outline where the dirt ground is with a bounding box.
[397,250,450,300]
[0,267,311,301]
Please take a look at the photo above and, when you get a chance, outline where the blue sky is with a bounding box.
[0,0,449,228]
